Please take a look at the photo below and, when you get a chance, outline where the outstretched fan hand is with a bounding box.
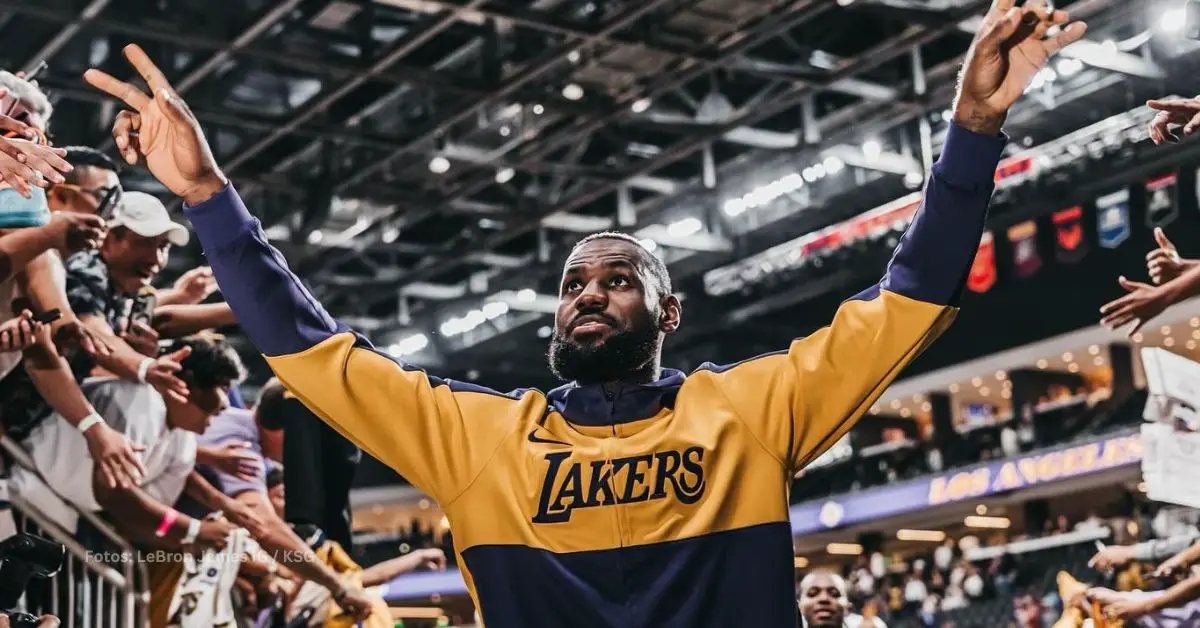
[83,45,227,206]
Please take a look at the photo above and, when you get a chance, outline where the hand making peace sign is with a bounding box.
[83,45,227,206]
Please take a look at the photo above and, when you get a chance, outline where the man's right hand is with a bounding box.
[84,45,228,206]
[84,423,146,490]
[1088,545,1135,572]
[1147,227,1195,285]
[143,345,191,404]
[44,211,106,255]
[196,517,235,551]
[0,310,42,352]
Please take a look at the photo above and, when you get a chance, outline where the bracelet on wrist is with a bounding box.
[136,357,154,383]
[181,518,201,545]
[76,412,104,434]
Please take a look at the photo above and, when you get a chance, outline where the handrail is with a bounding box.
[0,434,150,624]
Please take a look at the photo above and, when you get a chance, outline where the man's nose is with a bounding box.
[575,281,608,309]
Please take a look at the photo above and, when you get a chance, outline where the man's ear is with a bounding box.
[659,294,682,334]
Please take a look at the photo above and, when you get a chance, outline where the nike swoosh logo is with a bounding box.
[528,429,570,446]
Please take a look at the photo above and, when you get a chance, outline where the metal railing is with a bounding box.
[0,437,149,627]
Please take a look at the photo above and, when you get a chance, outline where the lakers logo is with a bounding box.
[533,447,706,524]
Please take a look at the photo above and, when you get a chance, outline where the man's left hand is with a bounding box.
[84,45,227,206]
[121,320,159,357]
[953,0,1087,135]
[1100,276,1170,335]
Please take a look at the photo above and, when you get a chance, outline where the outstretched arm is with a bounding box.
[690,2,1085,471]
[84,45,515,504]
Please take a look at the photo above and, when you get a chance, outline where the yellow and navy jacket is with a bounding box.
[183,123,1005,628]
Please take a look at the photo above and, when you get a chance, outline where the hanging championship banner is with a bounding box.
[1146,174,1179,228]
[1008,220,1041,278]
[966,231,996,294]
[1053,206,1087,264]
[1097,189,1131,249]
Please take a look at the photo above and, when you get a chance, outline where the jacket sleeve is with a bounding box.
[183,186,518,504]
[690,123,1006,472]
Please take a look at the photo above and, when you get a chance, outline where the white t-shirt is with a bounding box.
[11,377,197,531]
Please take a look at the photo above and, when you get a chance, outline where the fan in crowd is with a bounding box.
[0,67,427,626]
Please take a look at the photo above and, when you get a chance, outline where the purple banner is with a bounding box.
[788,430,1142,536]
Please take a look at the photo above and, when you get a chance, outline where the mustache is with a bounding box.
[568,312,619,331]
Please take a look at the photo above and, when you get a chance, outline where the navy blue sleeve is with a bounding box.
[182,185,342,357]
[879,123,1007,306]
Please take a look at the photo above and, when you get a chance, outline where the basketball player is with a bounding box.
[83,2,1085,625]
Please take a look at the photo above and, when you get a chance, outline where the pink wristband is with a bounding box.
[155,508,180,538]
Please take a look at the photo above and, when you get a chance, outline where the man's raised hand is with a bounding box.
[84,44,227,205]
[954,0,1087,135]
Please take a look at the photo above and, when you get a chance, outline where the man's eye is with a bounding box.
[564,280,582,292]
[610,275,630,287]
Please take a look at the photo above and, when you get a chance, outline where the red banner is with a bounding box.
[967,232,997,293]
[1053,206,1087,263]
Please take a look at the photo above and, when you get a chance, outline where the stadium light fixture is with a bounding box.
[495,167,515,184]
[826,543,864,555]
[897,529,946,542]
[429,156,451,174]
[562,84,584,101]
[964,515,1011,529]
[631,98,652,113]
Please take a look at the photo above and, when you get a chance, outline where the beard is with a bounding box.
[548,319,660,383]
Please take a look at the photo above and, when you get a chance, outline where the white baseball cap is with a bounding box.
[110,191,190,246]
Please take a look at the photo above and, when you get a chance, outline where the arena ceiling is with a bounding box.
[1,0,1195,387]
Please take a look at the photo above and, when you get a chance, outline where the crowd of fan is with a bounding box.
[811,502,1200,628]
[0,69,442,626]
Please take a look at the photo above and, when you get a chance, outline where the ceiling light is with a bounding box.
[1165,337,1177,347]
[382,227,400,243]
[532,103,545,115]
[941,109,953,122]
[561,83,584,101]
[965,515,1010,529]
[307,230,323,244]
[979,387,990,396]
[498,125,512,137]
[920,401,931,412]
[1162,326,1173,335]
[794,556,809,569]
[1133,333,1144,343]
[516,289,537,302]
[495,167,515,184]
[897,529,946,542]
[631,98,652,113]
[1062,352,1074,362]
[995,370,1006,381]
[912,394,922,402]
[667,217,702,238]
[1036,359,1048,369]
[1056,57,1084,78]
[1094,356,1106,366]
[975,505,987,515]
[826,543,863,555]
[1161,8,1187,33]
[537,325,552,339]
[971,377,982,387]
[862,140,882,159]
[1088,345,1100,355]
[1068,363,1080,373]
[1191,317,1199,328]
[482,301,510,319]
[949,383,959,393]
[429,156,450,174]
[567,50,581,63]
[891,400,901,409]
[388,333,428,357]
[823,156,845,175]
[900,408,911,418]
[904,171,924,189]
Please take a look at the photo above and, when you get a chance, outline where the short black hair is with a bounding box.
[266,465,284,489]
[571,231,672,296]
[60,146,120,185]
[255,377,290,430]
[162,334,245,390]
